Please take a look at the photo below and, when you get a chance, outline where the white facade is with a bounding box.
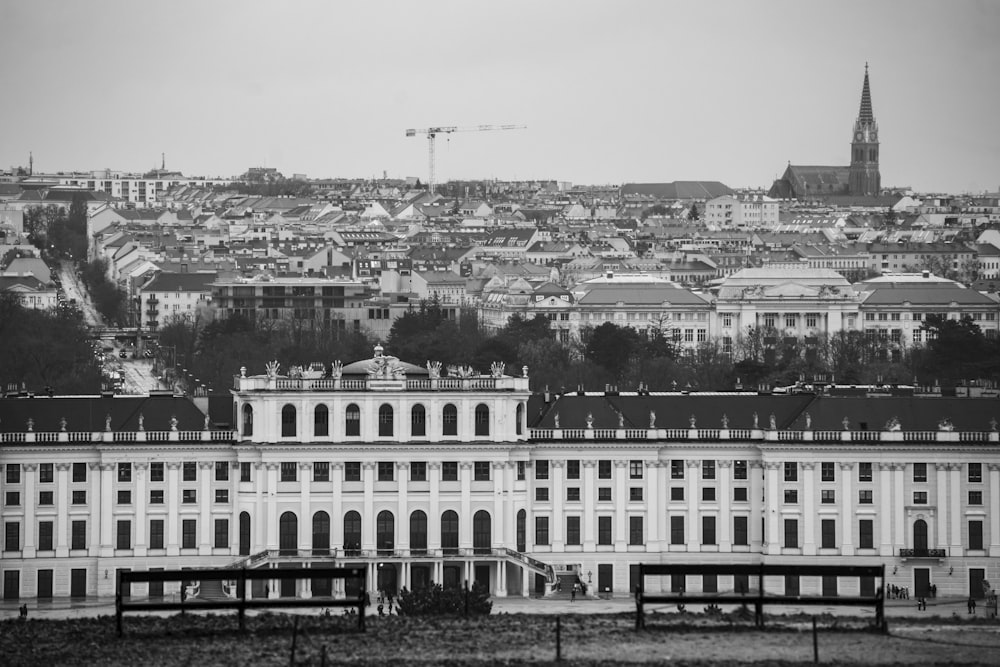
[705,195,780,229]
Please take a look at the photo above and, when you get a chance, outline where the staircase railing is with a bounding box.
[501,548,556,583]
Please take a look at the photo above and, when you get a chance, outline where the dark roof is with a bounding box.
[0,394,210,433]
[620,182,734,199]
[861,285,997,306]
[141,271,218,292]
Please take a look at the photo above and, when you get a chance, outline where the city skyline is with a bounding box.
[1,0,999,193]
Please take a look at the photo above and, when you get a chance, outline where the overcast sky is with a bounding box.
[2,0,998,193]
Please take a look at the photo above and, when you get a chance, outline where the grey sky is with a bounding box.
[1,0,998,193]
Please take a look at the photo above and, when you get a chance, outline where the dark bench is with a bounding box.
[635,563,886,632]
[116,566,366,636]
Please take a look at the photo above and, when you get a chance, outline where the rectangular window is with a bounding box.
[182,462,197,482]
[629,487,643,502]
[912,463,927,483]
[214,519,229,549]
[215,489,229,504]
[670,516,684,545]
[629,460,643,479]
[6,463,20,484]
[117,462,132,482]
[410,462,426,482]
[215,461,229,481]
[858,462,873,483]
[598,516,612,545]
[72,462,87,483]
[534,517,549,546]
[702,516,716,545]
[182,489,197,504]
[150,489,164,504]
[72,490,86,504]
[377,461,394,482]
[821,462,835,482]
[516,461,526,481]
[5,491,20,506]
[71,520,86,550]
[783,519,798,548]
[535,488,549,502]
[39,463,53,483]
[535,460,549,480]
[239,462,251,482]
[182,519,196,549]
[313,462,330,482]
[670,460,684,479]
[280,462,297,482]
[670,487,684,501]
[859,519,874,549]
[969,490,983,505]
[702,487,716,502]
[733,487,748,502]
[859,489,873,504]
[442,462,458,481]
[821,519,836,549]
[598,460,612,479]
[733,460,747,480]
[116,520,131,550]
[474,462,490,481]
[629,516,644,545]
[117,490,131,505]
[566,516,581,545]
[913,491,928,504]
[566,487,580,502]
[598,487,612,501]
[5,522,20,552]
[784,489,798,504]
[733,516,748,546]
[784,462,798,482]
[968,463,982,483]
[149,520,165,549]
[566,460,580,480]
[821,489,836,504]
[345,462,361,481]
[39,491,53,505]
[702,460,716,480]
[969,520,984,550]
[38,521,54,551]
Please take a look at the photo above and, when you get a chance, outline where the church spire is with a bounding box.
[858,62,874,124]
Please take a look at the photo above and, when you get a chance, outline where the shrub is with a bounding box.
[396,582,492,616]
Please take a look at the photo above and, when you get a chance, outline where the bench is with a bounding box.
[635,563,886,633]
[116,566,366,636]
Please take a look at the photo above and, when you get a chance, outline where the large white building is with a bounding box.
[1,347,998,602]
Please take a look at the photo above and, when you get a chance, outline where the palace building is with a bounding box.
[1,347,998,603]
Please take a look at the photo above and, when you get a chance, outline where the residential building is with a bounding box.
[139,272,217,330]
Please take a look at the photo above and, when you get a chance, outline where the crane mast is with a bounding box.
[405,124,526,194]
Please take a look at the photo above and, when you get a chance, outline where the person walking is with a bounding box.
[571,582,578,602]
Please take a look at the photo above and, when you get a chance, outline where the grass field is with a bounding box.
[2,610,999,665]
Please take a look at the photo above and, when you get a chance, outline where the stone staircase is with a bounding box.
[192,578,231,601]
[546,572,591,600]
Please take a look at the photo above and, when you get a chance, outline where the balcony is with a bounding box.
[899,548,946,560]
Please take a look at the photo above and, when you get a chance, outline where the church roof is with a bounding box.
[858,64,874,124]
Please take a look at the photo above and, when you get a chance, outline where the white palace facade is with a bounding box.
[1,347,999,603]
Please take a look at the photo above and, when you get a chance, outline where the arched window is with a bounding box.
[238,512,251,556]
[516,403,524,436]
[281,404,296,438]
[314,405,329,437]
[345,404,360,437]
[441,510,459,555]
[442,404,458,436]
[410,510,427,555]
[343,511,362,556]
[516,509,526,552]
[242,404,253,437]
[312,511,330,556]
[278,511,298,555]
[377,510,395,555]
[473,510,491,554]
[913,519,928,551]
[379,404,394,437]
[411,405,426,438]
[474,404,490,437]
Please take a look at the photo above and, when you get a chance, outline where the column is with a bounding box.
[646,461,661,547]
[764,462,781,555]
[100,463,114,556]
[496,559,507,597]
[935,463,949,550]
[989,464,1000,556]
[55,463,70,557]
[428,463,441,550]
[254,463,265,552]
[717,461,730,550]
[199,461,213,554]
[802,462,816,555]
[460,462,473,549]
[265,463,279,550]
[362,462,376,550]
[167,462,181,555]
[892,464,905,550]
[300,463,312,552]
[397,463,410,553]
[615,460,628,550]
[949,464,962,552]
[229,462,239,552]
[878,463,893,556]
[503,462,515,548]
[134,462,148,555]
[582,460,596,549]
[492,462,505,550]
[331,463,343,552]
[839,462,854,555]
[88,462,102,554]
[687,460,700,551]
[750,461,764,550]
[22,464,37,557]
[551,460,564,550]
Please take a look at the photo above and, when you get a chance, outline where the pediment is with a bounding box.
[761,282,822,298]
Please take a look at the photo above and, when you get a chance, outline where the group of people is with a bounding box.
[887,584,912,599]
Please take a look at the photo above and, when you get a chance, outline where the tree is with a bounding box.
[687,203,700,222]
[918,315,997,384]
[583,322,644,381]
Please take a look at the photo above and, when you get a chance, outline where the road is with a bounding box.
[59,260,104,328]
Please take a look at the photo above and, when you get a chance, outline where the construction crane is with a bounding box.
[405,124,526,194]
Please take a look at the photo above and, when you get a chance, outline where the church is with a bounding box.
[769,65,886,202]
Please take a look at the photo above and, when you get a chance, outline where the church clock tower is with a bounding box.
[849,63,881,196]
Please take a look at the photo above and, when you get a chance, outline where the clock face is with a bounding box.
[855,132,863,141]
[869,131,877,141]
